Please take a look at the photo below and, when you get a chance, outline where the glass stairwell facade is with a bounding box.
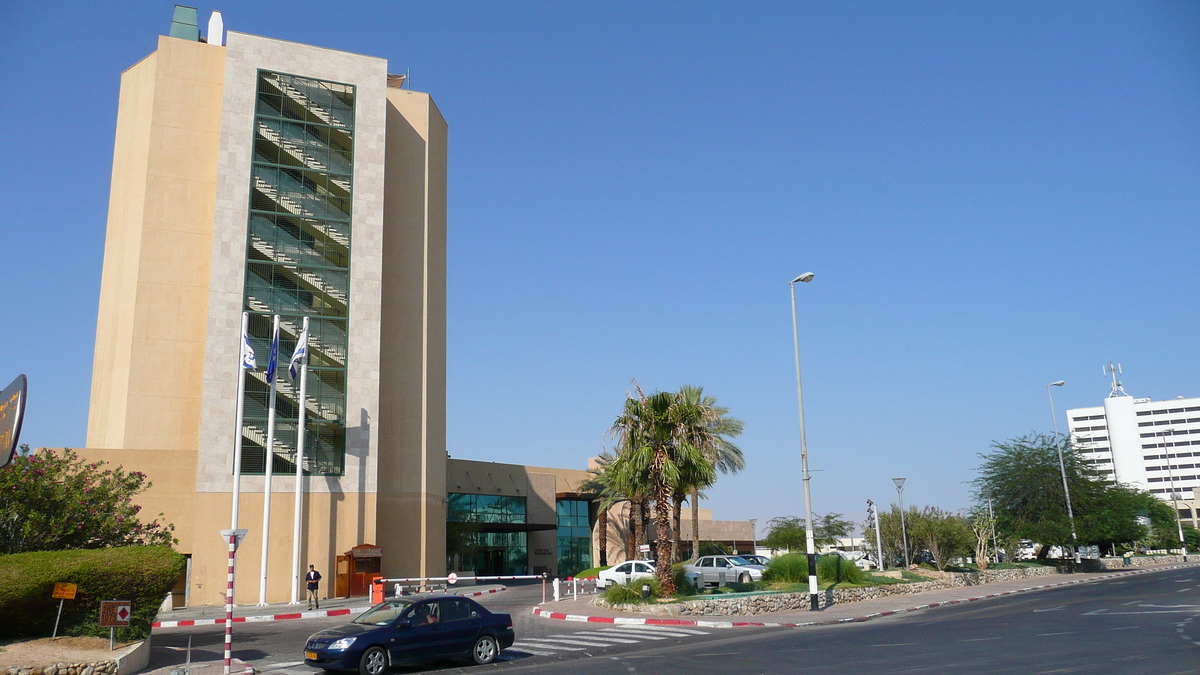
[239,70,355,476]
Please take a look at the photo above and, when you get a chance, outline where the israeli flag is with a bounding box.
[288,323,308,382]
[241,329,257,369]
[266,320,280,382]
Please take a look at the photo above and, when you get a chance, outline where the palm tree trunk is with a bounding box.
[652,446,677,595]
[691,487,700,560]
[672,497,682,564]
[627,499,639,560]
[597,508,608,566]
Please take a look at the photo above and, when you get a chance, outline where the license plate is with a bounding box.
[305,652,318,660]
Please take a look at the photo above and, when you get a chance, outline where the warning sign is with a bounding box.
[52,583,77,600]
[99,601,131,627]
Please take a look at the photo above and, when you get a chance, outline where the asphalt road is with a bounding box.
[151,569,1200,675]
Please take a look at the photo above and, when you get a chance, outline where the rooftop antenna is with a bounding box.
[1104,361,1127,398]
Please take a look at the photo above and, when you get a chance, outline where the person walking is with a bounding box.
[306,564,322,609]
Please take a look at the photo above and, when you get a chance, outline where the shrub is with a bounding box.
[604,576,662,604]
[672,564,698,596]
[0,546,185,639]
[817,555,864,584]
[763,552,808,583]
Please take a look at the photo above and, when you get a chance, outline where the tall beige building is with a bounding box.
[84,15,447,605]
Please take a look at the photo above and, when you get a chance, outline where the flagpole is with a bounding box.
[258,314,280,606]
[289,316,309,605]
[231,312,249,533]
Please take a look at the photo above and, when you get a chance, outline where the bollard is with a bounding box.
[553,578,561,602]
[573,578,578,601]
[542,573,547,604]
[642,582,651,601]
[718,570,726,588]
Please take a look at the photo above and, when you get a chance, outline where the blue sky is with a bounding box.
[2,2,1197,536]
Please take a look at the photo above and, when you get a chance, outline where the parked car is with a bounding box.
[740,554,770,566]
[303,594,514,673]
[683,555,765,586]
[598,560,656,588]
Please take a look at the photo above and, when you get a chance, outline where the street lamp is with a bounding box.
[893,478,909,569]
[1046,380,1079,562]
[1160,428,1189,562]
[789,271,819,611]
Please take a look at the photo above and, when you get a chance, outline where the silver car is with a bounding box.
[683,555,765,586]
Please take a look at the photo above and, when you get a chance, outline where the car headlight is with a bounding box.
[329,637,357,650]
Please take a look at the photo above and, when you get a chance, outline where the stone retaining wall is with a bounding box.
[600,565,1062,617]
[1097,555,1188,568]
[5,662,117,675]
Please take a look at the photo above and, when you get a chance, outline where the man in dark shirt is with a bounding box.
[306,565,322,609]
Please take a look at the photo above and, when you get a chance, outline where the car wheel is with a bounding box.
[472,635,499,664]
[358,646,387,675]
[738,573,750,584]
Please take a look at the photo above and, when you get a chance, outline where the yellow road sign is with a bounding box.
[52,583,77,600]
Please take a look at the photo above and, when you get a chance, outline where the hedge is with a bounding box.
[0,546,185,639]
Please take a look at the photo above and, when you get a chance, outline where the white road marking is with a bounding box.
[960,637,1001,642]
[259,663,305,671]
[520,636,621,648]
[509,645,566,656]
[1033,605,1067,613]
[564,632,641,643]
[1037,632,1075,636]
[594,629,670,640]
[1121,600,1141,605]
[631,625,711,635]
[510,641,585,652]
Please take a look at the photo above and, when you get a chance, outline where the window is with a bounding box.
[614,563,632,573]
[698,558,712,568]
[447,493,527,523]
[440,599,473,622]
[238,70,356,476]
[556,499,593,576]
[634,562,652,573]
[716,558,731,568]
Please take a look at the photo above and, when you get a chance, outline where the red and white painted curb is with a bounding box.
[531,564,1200,629]
[154,586,508,628]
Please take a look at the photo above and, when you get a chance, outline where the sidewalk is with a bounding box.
[532,562,1200,628]
[152,585,507,628]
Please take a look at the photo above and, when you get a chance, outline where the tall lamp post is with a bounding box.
[1160,428,1189,562]
[1046,380,1079,562]
[867,499,884,570]
[789,271,819,611]
[893,478,910,568]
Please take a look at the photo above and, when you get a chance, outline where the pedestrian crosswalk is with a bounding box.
[509,624,712,656]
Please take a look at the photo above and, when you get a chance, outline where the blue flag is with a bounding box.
[288,323,308,382]
[241,329,257,369]
[266,320,280,382]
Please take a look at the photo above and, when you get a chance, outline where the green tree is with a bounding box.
[608,385,717,595]
[909,507,971,571]
[675,385,744,561]
[762,513,853,552]
[0,447,176,554]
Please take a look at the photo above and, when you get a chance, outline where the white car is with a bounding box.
[683,555,765,586]
[597,560,656,588]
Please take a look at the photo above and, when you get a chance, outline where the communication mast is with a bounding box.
[1104,361,1127,398]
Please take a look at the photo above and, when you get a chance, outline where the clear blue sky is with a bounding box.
[2,1,1197,536]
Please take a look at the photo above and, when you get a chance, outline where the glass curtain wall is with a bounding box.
[556,499,593,577]
[446,494,529,575]
[240,70,355,476]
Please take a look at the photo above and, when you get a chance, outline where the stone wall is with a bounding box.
[5,662,117,675]
[1097,555,1189,568]
[599,565,1063,617]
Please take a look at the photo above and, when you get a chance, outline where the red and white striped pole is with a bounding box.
[224,532,236,675]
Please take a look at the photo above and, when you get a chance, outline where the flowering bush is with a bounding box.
[0,446,176,554]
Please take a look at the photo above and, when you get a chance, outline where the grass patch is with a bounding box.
[572,565,611,578]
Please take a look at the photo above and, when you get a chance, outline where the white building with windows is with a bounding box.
[1067,392,1200,527]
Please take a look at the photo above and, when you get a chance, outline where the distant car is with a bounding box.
[303,594,514,673]
[598,560,656,588]
[683,555,765,586]
[740,555,770,566]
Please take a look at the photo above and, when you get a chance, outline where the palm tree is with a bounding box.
[608,385,717,594]
[676,385,744,559]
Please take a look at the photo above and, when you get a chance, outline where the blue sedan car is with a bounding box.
[304,595,515,674]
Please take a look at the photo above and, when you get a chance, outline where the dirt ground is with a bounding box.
[0,637,135,667]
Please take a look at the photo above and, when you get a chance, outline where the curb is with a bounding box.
[531,563,1200,629]
[154,586,508,628]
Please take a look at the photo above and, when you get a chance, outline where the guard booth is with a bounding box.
[335,544,383,597]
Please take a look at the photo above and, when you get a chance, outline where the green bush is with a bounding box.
[763,552,808,583]
[604,576,662,604]
[0,546,185,639]
[672,564,698,596]
[817,555,864,584]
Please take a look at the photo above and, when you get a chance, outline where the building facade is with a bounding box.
[78,9,752,606]
[1067,394,1200,528]
[83,14,446,606]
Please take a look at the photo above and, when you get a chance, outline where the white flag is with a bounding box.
[288,324,308,381]
[241,329,257,369]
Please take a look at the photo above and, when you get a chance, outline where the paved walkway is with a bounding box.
[152,585,507,627]
[532,562,1200,628]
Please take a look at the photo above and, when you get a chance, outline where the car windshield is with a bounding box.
[727,556,752,565]
[352,599,414,626]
